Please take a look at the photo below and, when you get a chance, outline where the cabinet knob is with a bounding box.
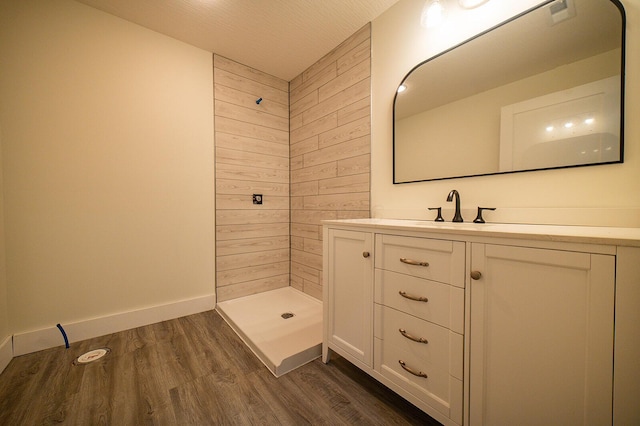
[363,251,370,258]
[470,270,482,280]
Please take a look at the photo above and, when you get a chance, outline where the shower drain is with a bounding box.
[281,312,295,319]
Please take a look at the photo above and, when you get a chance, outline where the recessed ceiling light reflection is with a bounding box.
[564,122,574,128]
[545,125,554,132]
[584,118,595,125]
[397,84,407,93]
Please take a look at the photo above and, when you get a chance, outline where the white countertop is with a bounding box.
[323,218,640,247]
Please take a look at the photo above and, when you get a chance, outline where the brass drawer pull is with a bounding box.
[399,360,428,378]
[398,291,429,303]
[400,258,429,267]
[399,328,428,344]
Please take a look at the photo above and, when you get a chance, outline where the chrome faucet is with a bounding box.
[446,190,463,222]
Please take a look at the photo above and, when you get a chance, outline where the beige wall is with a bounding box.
[372,0,640,227]
[0,136,7,342]
[290,25,372,300]
[0,0,215,334]
[214,55,290,302]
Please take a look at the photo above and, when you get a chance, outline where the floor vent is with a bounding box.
[74,348,110,365]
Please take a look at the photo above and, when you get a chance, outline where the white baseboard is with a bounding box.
[12,294,215,356]
[0,335,12,375]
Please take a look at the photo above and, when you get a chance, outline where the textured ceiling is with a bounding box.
[74,0,400,81]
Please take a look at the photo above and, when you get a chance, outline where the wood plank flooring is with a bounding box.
[0,310,441,425]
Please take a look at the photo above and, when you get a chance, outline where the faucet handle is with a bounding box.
[428,207,445,222]
[473,207,496,223]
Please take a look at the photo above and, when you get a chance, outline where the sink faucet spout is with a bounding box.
[446,190,464,222]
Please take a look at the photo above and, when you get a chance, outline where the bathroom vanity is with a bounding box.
[322,219,640,426]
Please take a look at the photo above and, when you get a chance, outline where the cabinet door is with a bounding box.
[469,243,615,426]
[325,229,374,367]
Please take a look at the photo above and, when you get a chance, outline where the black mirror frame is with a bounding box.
[392,0,626,184]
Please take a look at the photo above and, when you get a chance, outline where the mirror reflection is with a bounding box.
[393,0,625,183]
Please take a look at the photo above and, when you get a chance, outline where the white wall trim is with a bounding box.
[0,336,12,375]
[12,294,215,356]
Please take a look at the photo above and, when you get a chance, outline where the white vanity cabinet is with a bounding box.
[323,228,374,369]
[469,243,615,425]
[323,219,640,426]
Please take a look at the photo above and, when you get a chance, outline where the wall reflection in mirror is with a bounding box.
[393,0,625,183]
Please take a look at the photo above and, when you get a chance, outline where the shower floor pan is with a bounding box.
[216,287,322,377]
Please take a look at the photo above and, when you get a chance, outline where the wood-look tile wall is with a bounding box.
[214,55,290,302]
[289,25,372,300]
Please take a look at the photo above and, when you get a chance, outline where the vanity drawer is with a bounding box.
[374,305,463,378]
[375,269,464,334]
[374,305,463,421]
[375,234,465,287]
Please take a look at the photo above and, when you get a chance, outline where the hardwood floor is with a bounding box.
[0,310,441,425]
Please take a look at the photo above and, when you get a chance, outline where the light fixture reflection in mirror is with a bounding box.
[499,75,620,172]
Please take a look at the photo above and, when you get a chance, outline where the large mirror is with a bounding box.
[393,0,625,183]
